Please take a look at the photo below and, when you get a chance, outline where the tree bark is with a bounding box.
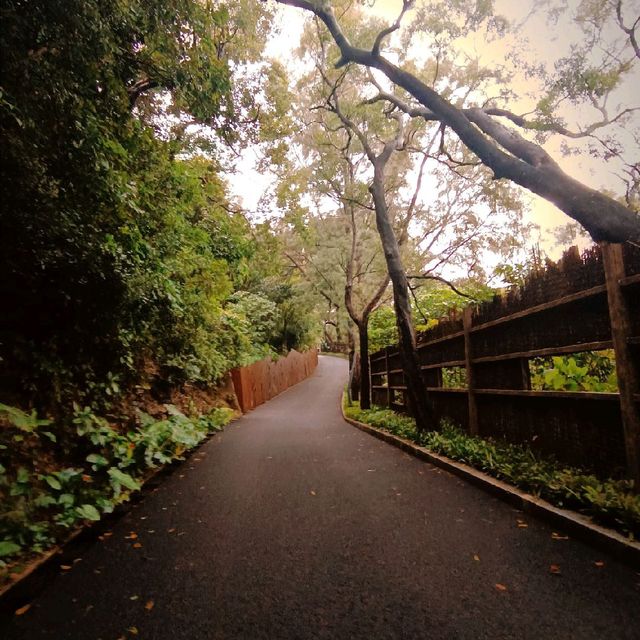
[369,168,433,431]
[357,320,371,409]
[347,326,360,402]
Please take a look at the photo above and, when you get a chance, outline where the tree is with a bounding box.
[282,18,530,426]
[0,0,285,411]
[272,0,640,243]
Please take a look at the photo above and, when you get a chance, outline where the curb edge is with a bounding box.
[341,405,640,569]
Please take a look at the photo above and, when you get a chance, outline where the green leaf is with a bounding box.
[0,541,21,557]
[86,453,109,467]
[58,493,75,507]
[108,468,140,491]
[44,475,62,490]
[76,504,101,521]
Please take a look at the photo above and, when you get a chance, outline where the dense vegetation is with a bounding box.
[0,0,318,570]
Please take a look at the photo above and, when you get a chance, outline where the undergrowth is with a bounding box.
[0,403,235,573]
[343,396,640,539]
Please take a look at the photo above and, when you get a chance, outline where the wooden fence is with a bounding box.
[231,349,319,412]
[370,243,640,480]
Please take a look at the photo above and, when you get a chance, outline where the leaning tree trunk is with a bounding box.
[369,172,433,431]
[357,320,371,409]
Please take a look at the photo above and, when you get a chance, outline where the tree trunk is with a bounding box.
[358,320,371,409]
[347,326,360,402]
[369,172,433,431]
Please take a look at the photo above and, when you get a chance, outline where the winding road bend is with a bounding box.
[2,355,639,639]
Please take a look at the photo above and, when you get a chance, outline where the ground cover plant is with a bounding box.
[343,397,640,539]
[0,402,235,580]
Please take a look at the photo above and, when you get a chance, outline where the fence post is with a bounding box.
[602,242,640,487]
[385,347,392,408]
[463,306,479,436]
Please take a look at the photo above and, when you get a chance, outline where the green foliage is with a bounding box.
[369,282,494,352]
[530,351,618,392]
[441,367,467,389]
[368,306,399,353]
[0,404,234,565]
[0,404,51,433]
[344,398,639,537]
[0,1,284,410]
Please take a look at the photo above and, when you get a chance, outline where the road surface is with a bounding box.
[2,355,639,639]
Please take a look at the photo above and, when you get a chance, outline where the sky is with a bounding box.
[225,0,639,259]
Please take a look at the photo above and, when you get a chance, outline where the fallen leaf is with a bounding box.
[73,558,82,564]
[310,490,316,496]
[60,564,72,571]
[128,627,139,635]
[495,583,507,591]
[594,561,605,568]
[517,523,528,528]
[14,603,31,616]
[94,569,101,574]
[130,595,139,601]
[551,532,568,540]
[145,600,154,611]
[549,564,561,575]
[473,554,480,562]
[103,532,113,538]
[167,528,176,533]
[133,542,143,549]
[125,532,138,540]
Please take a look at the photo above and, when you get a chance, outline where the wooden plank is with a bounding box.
[416,330,465,349]
[426,387,467,393]
[472,388,619,401]
[420,360,465,370]
[602,242,640,487]
[620,273,640,287]
[463,307,478,435]
[469,284,607,334]
[472,340,613,364]
[385,347,392,409]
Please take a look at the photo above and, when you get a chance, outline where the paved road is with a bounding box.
[2,355,639,639]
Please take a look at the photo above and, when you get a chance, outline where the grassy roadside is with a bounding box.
[343,395,640,539]
[0,404,236,585]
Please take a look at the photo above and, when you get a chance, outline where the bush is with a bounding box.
[0,402,234,568]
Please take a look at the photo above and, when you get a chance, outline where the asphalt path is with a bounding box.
[2,355,639,639]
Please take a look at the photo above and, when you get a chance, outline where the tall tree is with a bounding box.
[273,0,640,243]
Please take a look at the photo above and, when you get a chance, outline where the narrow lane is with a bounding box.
[2,355,639,640]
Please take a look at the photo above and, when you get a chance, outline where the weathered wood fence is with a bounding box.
[231,349,318,412]
[370,243,640,480]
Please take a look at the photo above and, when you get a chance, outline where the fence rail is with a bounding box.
[370,243,640,480]
[231,349,318,413]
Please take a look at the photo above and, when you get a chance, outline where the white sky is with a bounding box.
[225,0,639,259]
